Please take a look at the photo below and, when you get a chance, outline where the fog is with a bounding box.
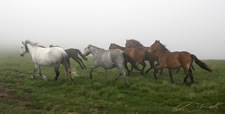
[0,0,225,59]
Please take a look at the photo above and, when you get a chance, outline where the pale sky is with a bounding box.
[0,0,225,59]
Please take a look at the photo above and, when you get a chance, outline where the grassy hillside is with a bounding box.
[0,53,224,113]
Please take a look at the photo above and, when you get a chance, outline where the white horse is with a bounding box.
[83,44,130,87]
[20,40,74,84]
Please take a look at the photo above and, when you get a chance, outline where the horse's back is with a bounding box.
[165,51,192,68]
[34,47,67,66]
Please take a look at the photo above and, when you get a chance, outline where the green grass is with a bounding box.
[0,52,224,113]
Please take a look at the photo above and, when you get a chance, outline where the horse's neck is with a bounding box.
[156,50,170,57]
[90,47,102,56]
[27,44,38,57]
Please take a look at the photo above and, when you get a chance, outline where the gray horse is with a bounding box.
[83,45,130,87]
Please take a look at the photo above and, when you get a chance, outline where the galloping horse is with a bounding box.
[125,39,186,76]
[50,45,87,69]
[125,39,157,78]
[149,40,212,83]
[109,43,140,75]
[20,40,74,84]
[109,43,156,79]
[65,48,87,69]
[83,44,130,87]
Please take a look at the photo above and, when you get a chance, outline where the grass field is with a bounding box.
[0,52,225,113]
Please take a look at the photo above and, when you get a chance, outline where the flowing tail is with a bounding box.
[62,53,75,84]
[122,52,140,71]
[77,49,87,61]
[191,54,212,72]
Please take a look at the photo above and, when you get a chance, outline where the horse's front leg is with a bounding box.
[32,64,38,79]
[38,65,47,81]
[90,65,98,80]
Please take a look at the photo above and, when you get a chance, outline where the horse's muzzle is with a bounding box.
[20,54,24,56]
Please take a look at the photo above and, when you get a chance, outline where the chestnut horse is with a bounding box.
[109,43,157,79]
[109,43,140,75]
[149,40,212,84]
[125,39,188,75]
[125,39,158,76]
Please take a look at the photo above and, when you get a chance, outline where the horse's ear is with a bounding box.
[22,41,25,45]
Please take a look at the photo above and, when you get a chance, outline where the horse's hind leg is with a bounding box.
[116,64,130,87]
[145,60,154,74]
[183,67,190,84]
[77,57,86,69]
[189,69,194,83]
[168,69,174,83]
[72,56,84,69]
[54,65,60,81]
[63,59,74,84]
[140,61,146,75]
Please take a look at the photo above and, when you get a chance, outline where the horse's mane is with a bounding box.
[89,44,105,50]
[127,39,144,46]
[25,40,46,48]
[158,42,170,52]
[111,43,124,48]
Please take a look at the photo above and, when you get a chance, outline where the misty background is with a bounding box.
[0,0,225,59]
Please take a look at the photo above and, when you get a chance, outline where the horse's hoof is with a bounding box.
[126,85,130,88]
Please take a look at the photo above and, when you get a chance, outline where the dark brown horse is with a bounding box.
[109,43,140,75]
[149,40,212,84]
[109,43,157,79]
[125,39,187,75]
[125,39,158,76]
[49,45,87,69]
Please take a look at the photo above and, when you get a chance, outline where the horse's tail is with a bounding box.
[122,52,140,71]
[191,54,212,72]
[62,53,72,74]
[62,53,75,84]
[77,49,87,61]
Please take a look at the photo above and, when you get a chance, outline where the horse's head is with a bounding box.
[20,41,29,56]
[83,45,92,56]
[149,40,161,53]
[150,40,169,53]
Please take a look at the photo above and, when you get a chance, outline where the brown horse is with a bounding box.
[125,39,158,76]
[125,39,188,75]
[149,40,212,84]
[109,43,156,79]
[109,43,140,75]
